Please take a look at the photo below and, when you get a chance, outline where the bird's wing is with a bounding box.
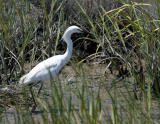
[27,56,61,81]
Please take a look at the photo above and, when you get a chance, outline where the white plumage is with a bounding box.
[19,26,82,85]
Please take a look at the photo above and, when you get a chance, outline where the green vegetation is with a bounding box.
[0,0,160,123]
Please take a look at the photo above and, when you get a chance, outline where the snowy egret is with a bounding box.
[19,25,83,111]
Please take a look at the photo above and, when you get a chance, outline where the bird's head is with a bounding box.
[62,26,82,43]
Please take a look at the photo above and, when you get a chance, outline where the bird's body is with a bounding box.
[19,25,81,86]
[20,55,63,84]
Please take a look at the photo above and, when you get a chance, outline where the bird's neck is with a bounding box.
[63,38,73,64]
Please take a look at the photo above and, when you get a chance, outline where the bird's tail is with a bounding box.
[19,74,28,85]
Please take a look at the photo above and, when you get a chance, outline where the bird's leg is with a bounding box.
[37,83,43,97]
[29,86,37,112]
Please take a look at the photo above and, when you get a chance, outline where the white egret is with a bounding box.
[19,25,83,111]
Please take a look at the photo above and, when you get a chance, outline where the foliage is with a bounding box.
[0,0,160,123]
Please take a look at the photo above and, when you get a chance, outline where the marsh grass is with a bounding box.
[0,0,160,123]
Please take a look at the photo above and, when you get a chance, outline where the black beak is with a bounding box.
[78,28,91,35]
[80,29,92,35]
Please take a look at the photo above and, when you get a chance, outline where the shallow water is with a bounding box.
[1,64,160,123]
